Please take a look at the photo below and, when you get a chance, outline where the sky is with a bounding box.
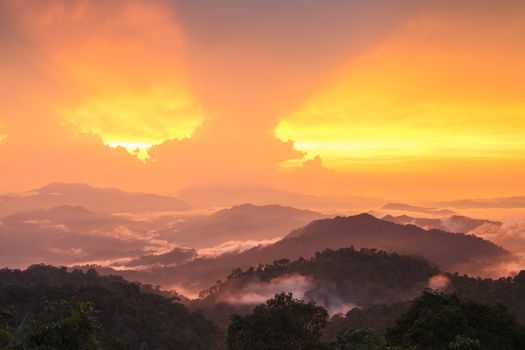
[1,0,524,201]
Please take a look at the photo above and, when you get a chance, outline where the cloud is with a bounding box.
[0,205,181,268]
[467,217,525,276]
[2,0,201,140]
[218,274,357,315]
[197,237,282,257]
[219,274,312,305]
[1,0,204,172]
[1,0,524,201]
[471,217,525,254]
[428,274,450,291]
[22,219,70,233]
[0,0,420,195]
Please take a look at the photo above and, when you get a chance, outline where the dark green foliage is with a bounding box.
[0,265,220,349]
[448,335,481,349]
[226,289,525,350]
[227,292,328,350]
[386,290,525,350]
[323,302,410,340]
[324,269,525,342]
[329,327,385,350]
[195,247,439,329]
[0,306,14,348]
[220,247,439,305]
[449,270,525,323]
[24,300,100,350]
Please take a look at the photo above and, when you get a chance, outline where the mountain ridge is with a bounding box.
[91,213,511,294]
[0,182,189,216]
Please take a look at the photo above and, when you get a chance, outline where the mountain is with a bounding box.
[0,203,325,269]
[122,247,198,268]
[0,182,188,216]
[0,205,159,268]
[0,265,221,349]
[281,214,509,273]
[177,185,385,211]
[382,214,501,234]
[437,196,525,209]
[381,203,455,216]
[326,270,525,337]
[97,214,511,294]
[192,247,440,327]
[2,205,125,231]
[159,203,326,248]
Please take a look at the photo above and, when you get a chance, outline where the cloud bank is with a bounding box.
[1,0,524,201]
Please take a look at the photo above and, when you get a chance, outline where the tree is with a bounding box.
[330,327,385,350]
[26,300,101,350]
[448,335,480,349]
[386,290,525,350]
[0,306,14,348]
[0,265,221,349]
[227,292,329,350]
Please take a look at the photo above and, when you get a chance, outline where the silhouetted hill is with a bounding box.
[3,205,124,231]
[123,247,198,268]
[0,182,188,216]
[0,265,220,349]
[159,203,325,248]
[177,185,385,210]
[382,214,500,233]
[99,214,511,294]
[281,214,509,272]
[192,247,440,327]
[437,196,525,209]
[381,203,455,215]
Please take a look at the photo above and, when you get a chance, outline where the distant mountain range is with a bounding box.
[381,203,455,216]
[157,203,325,248]
[0,202,326,269]
[3,205,125,231]
[177,185,385,210]
[96,214,511,294]
[0,182,189,216]
[0,205,154,268]
[437,196,525,209]
[382,214,500,234]
[123,247,198,268]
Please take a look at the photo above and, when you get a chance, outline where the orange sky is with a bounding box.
[1,0,524,201]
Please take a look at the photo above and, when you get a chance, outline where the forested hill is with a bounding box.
[324,269,525,338]
[96,213,510,294]
[0,265,220,349]
[202,247,439,305]
[283,213,509,274]
[193,247,440,327]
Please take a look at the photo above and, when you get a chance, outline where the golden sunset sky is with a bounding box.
[1,0,524,200]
